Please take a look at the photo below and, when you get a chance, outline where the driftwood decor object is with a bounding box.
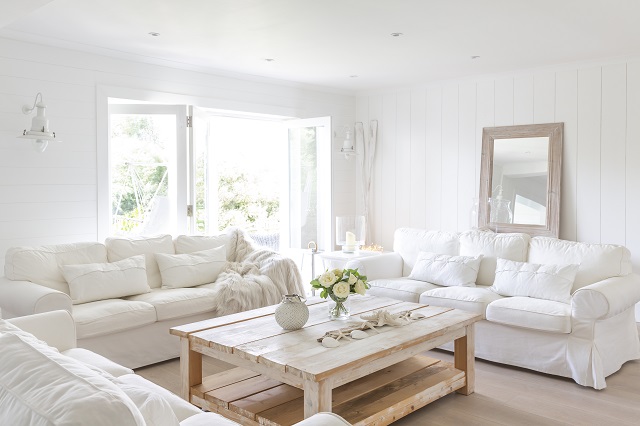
[479,123,563,238]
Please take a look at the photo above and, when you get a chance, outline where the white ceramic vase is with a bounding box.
[274,294,309,330]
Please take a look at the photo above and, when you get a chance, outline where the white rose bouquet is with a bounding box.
[311,268,369,318]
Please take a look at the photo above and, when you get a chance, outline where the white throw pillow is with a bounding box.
[155,246,226,289]
[408,251,483,287]
[490,258,578,303]
[62,255,150,304]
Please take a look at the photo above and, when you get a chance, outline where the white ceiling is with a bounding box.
[2,0,640,93]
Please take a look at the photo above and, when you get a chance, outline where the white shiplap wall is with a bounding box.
[357,59,640,271]
[0,37,355,272]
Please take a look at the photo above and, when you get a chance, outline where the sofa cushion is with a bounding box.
[126,288,217,321]
[62,347,134,377]
[117,374,202,422]
[459,230,531,286]
[174,234,231,259]
[409,252,482,287]
[181,412,243,426]
[62,255,150,304]
[72,299,157,339]
[491,258,578,303]
[115,379,180,426]
[367,277,441,303]
[0,331,145,426]
[419,286,503,318]
[528,237,632,291]
[155,246,226,289]
[4,242,108,294]
[486,297,571,333]
[393,228,460,276]
[106,234,175,289]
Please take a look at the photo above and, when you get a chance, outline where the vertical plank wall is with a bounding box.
[0,37,355,273]
[357,59,640,271]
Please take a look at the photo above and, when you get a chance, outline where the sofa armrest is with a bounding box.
[345,252,404,281]
[571,273,640,320]
[7,310,77,351]
[0,276,72,319]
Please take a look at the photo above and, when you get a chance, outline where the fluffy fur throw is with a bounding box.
[210,228,305,316]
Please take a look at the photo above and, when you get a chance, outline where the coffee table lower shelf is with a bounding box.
[190,355,466,426]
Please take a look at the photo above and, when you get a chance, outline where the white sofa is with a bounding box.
[0,228,304,369]
[346,228,640,389]
[1,310,349,426]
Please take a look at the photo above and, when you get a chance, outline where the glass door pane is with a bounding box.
[285,117,332,251]
[108,104,187,236]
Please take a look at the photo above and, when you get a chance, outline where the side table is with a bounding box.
[319,250,385,271]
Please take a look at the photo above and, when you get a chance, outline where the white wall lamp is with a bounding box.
[340,126,356,159]
[18,92,60,152]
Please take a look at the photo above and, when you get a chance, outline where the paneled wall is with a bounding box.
[0,37,355,272]
[356,59,640,271]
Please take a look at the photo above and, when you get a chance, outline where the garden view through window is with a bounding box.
[108,103,330,253]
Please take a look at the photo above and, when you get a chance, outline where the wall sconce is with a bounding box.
[340,126,356,159]
[17,92,60,152]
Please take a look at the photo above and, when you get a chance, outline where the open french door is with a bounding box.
[282,117,332,252]
[107,104,189,236]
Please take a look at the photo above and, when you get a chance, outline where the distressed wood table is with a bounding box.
[170,296,481,426]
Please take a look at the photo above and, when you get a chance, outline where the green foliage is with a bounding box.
[217,169,279,232]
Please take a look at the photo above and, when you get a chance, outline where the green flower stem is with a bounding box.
[329,294,350,319]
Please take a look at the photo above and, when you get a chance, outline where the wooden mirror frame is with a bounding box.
[478,122,563,237]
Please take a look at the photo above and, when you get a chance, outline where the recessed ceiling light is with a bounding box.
[265,58,275,62]
[390,32,403,37]
[471,55,481,60]
[148,32,160,37]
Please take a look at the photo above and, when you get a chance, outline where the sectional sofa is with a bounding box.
[345,228,640,389]
[1,310,349,426]
[0,228,304,368]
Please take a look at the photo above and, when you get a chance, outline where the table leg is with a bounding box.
[303,379,332,418]
[180,337,202,402]
[454,323,475,395]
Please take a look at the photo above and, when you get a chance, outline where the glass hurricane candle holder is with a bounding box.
[335,216,365,253]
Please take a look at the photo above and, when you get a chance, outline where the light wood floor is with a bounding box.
[136,335,640,425]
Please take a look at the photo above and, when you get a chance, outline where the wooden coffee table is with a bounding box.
[170,296,481,425]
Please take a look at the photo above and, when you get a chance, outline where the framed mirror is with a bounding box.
[478,123,563,237]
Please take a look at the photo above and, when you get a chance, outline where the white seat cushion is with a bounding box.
[115,379,180,426]
[0,331,144,426]
[367,277,441,302]
[62,347,134,377]
[72,299,157,339]
[126,288,217,321]
[106,234,175,289]
[459,230,531,286]
[117,374,201,422]
[486,297,571,334]
[419,286,503,318]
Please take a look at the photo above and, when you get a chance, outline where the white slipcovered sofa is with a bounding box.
[0,228,304,368]
[345,228,640,389]
[0,310,349,426]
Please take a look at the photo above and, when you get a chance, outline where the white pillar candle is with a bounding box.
[345,231,356,246]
